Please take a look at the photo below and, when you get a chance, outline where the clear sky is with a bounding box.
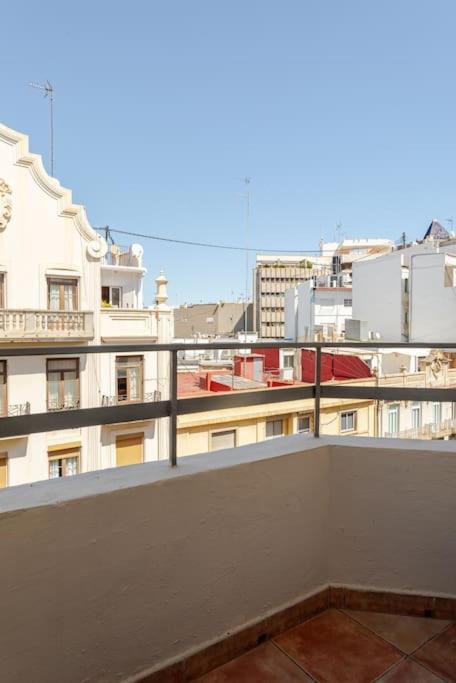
[3,0,456,306]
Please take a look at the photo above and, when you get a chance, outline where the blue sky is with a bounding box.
[3,0,456,305]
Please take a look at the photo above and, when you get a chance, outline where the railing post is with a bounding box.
[314,346,321,438]
[169,349,178,466]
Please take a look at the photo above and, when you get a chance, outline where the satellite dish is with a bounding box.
[130,243,144,259]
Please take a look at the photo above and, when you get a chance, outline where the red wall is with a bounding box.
[255,348,280,372]
[301,350,371,383]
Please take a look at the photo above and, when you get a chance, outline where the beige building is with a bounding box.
[174,301,253,337]
[253,256,322,338]
[177,390,375,457]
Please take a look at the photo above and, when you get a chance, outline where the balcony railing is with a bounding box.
[0,310,94,340]
[385,417,456,440]
[0,341,456,465]
[101,391,160,406]
[6,402,30,417]
[47,399,80,412]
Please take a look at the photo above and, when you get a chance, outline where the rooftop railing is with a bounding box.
[0,341,456,465]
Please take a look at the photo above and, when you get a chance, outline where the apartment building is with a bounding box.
[254,240,393,339]
[351,230,456,343]
[0,123,172,488]
[284,277,352,342]
[174,301,253,337]
[175,345,456,456]
[253,255,318,338]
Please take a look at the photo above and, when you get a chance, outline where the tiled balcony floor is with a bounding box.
[197,609,456,682]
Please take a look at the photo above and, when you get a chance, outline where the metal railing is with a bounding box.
[0,341,456,466]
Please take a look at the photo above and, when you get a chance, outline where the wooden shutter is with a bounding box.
[116,433,144,467]
[0,455,8,488]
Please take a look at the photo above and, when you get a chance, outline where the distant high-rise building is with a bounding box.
[254,239,393,338]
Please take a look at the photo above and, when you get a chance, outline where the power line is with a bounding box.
[95,226,394,255]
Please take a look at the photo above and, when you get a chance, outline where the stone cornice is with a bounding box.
[0,123,107,258]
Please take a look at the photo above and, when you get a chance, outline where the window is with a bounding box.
[282,353,294,369]
[0,273,4,308]
[211,429,236,451]
[343,298,352,307]
[48,447,80,479]
[0,360,6,416]
[116,356,143,403]
[340,410,357,433]
[47,358,79,411]
[101,285,122,307]
[298,414,312,434]
[388,404,400,436]
[48,278,78,311]
[266,419,284,439]
[411,402,421,429]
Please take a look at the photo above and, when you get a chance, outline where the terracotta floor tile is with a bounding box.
[196,642,313,682]
[345,610,450,654]
[413,623,456,682]
[274,609,402,683]
[376,658,445,682]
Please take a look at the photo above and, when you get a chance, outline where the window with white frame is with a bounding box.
[388,404,400,436]
[298,413,312,434]
[266,419,284,439]
[116,356,143,403]
[411,402,421,429]
[343,298,352,307]
[282,353,294,368]
[48,447,80,479]
[101,285,122,307]
[340,410,357,433]
[211,429,236,451]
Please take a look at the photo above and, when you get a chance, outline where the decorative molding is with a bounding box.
[0,123,107,258]
[0,178,12,231]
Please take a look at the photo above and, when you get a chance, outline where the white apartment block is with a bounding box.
[284,278,352,342]
[351,238,456,343]
[0,123,172,488]
[254,240,392,339]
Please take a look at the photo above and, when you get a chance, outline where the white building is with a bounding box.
[0,123,172,488]
[351,232,456,343]
[284,278,352,342]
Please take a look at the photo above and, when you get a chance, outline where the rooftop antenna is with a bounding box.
[241,176,251,338]
[29,80,55,176]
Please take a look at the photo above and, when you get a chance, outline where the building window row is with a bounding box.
[0,355,146,415]
[0,273,124,310]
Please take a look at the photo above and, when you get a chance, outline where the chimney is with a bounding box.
[155,271,168,306]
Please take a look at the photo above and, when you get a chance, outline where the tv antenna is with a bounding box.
[29,80,55,176]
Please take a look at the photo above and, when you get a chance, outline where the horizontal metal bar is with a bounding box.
[0,401,170,439]
[1,381,456,438]
[321,386,456,402]
[1,340,456,357]
[177,385,315,415]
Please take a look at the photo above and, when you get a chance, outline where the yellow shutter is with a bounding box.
[116,433,144,467]
[0,456,7,488]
